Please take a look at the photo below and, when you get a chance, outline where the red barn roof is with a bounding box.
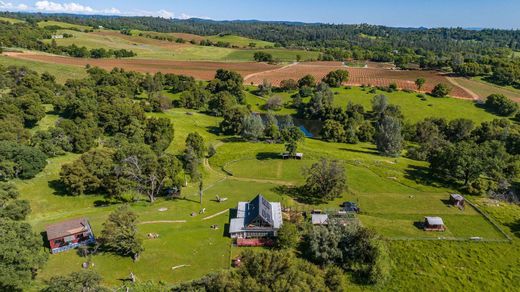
[46,218,90,240]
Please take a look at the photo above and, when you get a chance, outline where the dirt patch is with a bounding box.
[5,52,281,80]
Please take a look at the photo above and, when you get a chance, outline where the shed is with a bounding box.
[311,214,329,225]
[449,194,465,209]
[424,216,445,231]
[45,218,95,254]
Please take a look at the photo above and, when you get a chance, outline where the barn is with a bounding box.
[45,218,96,254]
[449,194,465,209]
[424,216,446,231]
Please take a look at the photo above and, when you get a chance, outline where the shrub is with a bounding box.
[485,94,519,116]
[431,83,451,97]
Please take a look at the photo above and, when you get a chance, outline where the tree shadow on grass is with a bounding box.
[256,152,280,160]
[505,219,520,238]
[48,179,70,196]
[219,136,245,143]
[40,231,50,249]
[205,126,220,135]
[273,185,326,205]
[413,221,425,230]
[404,164,453,189]
[339,147,379,155]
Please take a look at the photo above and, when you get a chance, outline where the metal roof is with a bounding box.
[311,214,329,225]
[450,194,464,201]
[46,218,90,240]
[229,195,282,234]
[425,216,444,225]
[245,194,274,227]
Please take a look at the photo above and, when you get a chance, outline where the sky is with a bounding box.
[1,0,520,29]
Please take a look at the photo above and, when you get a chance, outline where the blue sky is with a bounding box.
[1,0,520,29]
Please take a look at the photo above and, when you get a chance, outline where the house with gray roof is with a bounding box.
[229,194,283,238]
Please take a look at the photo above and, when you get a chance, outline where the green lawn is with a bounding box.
[0,55,88,83]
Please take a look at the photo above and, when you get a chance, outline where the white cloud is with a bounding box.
[0,1,206,19]
[101,7,120,14]
[35,1,93,13]
[0,1,30,10]
[132,9,174,19]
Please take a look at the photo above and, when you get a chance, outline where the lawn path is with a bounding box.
[202,209,229,220]
[446,76,480,100]
[138,220,187,224]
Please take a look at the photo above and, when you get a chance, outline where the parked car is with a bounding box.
[342,202,360,213]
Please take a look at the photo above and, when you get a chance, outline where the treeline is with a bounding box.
[0,21,136,58]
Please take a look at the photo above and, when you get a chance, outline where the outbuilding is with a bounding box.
[311,213,329,225]
[424,216,446,231]
[449,194,465,209]
[45,218,96,254]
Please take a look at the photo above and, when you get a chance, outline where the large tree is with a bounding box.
[302,158,346,201]
[375,115,403,157]
[115,143,183,202]
[42,270,108,292]
[303,224,390,284]
[100,205,143,258]
[241,114,265,141]
[185,132,206,159]
[322,69,349,87]
[0,219,48,290]
[206,69,244,103]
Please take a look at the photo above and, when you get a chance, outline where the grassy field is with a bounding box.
[331,87,499,123]
[15,104,518,289]
[0,55,88,83]
[206,34,274,48]
[244,86,500,123]
[44,29,316,62]
[453,77,520,102]
[0,16,24,23]
[37,20,93,31]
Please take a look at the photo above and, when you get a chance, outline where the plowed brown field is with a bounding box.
[4,52,280,80]
[4,52,474,99]
[244,62,473,99]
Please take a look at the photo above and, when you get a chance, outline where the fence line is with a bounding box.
[464,198,512,242]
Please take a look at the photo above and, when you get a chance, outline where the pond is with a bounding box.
[258,114,322,138]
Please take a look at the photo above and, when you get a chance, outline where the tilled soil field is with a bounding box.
[5,52,280,80]
[245,62,473,99]
[5,53,473,99]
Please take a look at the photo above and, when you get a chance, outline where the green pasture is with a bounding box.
[206,34,274,48]
[0,55,88,83]
[15,102,518,290]
[37,20,92,31]
[330,87,499,123]
[43,29,313,62]
[456,77,520,101]
[243,86,500,123]
[0,16,24,23]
